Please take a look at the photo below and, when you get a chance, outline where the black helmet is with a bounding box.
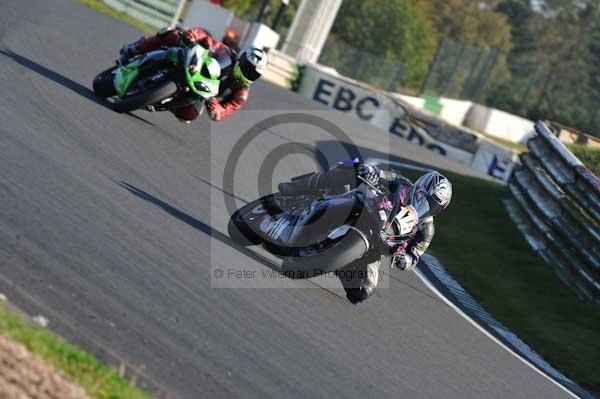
[409,171,452,218]
[233,47,268,85]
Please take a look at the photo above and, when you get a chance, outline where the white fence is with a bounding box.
[464,104,535,144]
[507,121,600,300]
[102,0,181,29]
[262,50,297,89]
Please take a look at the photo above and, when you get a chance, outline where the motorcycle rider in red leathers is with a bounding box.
[276,159,452,303]
[120,27,268,123]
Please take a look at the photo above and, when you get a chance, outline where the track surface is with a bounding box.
[0,1,570,398]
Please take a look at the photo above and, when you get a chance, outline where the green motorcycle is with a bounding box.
[93,44,221,114]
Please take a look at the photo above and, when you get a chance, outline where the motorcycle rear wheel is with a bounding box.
[112,80,178,113]
[282,230,368,277]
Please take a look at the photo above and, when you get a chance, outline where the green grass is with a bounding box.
[401,169,600,395]
[77,0,156,34]
[0,304,151,399]
[567,144,600,176]
[481,133,528,152]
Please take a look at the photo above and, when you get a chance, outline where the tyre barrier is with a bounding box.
[507,121,600,300]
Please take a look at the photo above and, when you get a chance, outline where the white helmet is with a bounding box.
[233,47,268,85]
[410,171,452,218]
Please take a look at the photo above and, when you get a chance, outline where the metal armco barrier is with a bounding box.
[102,0,182,29]
[507,121,600,300]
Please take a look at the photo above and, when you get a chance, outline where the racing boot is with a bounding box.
[266,172,324,213]
[119,36,145,62]
[278,172,319,197]
[343,260,380,303]
[361,260,380,297]
[278,167,352,197]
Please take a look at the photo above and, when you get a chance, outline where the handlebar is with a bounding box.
[357,175,385,195]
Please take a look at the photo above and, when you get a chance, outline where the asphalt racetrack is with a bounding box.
[0,1,572,398]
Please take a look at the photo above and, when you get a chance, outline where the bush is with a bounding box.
[567,144,600,176]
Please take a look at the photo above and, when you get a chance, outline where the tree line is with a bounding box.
[224,0,600,136]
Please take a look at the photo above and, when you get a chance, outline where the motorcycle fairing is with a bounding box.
[251,196,370,250]
[114,49,178,98]
[114,59,140,97]
[184,45,221,98]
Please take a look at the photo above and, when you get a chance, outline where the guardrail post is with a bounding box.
[169,0,188,29]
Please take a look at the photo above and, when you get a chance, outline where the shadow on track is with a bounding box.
[0,49,155,126]
[118,182,365,302]
[194,176,249,205]
[118,155,442,304]
[118,181,282,274]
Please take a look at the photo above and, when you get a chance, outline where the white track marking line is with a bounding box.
[413,268,581,399]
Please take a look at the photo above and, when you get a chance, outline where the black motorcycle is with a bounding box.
[227,172,414,277]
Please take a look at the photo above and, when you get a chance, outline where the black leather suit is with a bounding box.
[278,159,435,303]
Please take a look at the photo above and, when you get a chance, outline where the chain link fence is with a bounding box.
[317,36,505,100]
[318,37,406,92]
[420,37,500,101]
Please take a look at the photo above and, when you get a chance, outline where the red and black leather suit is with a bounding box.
[133,28,249,122]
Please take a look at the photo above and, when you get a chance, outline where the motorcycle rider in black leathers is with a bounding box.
[277,159,452,303]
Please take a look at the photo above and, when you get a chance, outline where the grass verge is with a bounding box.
[481,133,527,152]
[77,0,156,34]
[401,169,600,395]
[567,144,600,176]
[0,303,150,399]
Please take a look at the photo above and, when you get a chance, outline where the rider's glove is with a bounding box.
[392,252,417,271]
[181,31,197,46]
[206,98,224,121]
[357,164,380,188]
[182,31,210,48]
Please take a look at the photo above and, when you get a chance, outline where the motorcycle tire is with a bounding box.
[228,207,262,246]
[112,80,178,113]
[93,66,118,98]
[282,229,368,277]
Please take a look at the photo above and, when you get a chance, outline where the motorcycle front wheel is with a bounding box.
[228,206,263,246]
[112,80,178,113]
[228,193,287,246]
[92,66,118,98]
[282,229,369,277]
